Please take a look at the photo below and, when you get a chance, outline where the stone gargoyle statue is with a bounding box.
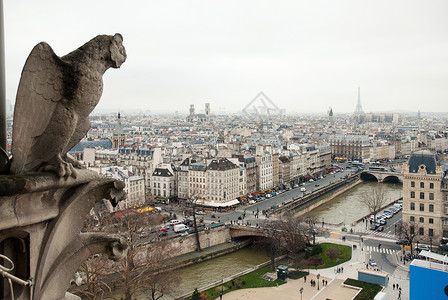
[10,33,126,178]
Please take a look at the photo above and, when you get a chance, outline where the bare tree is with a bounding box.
[70,254,112,299]
[73,204,180,300]
[326,247,344,262]
[71,207,114,299]
[255,216,307,271]
[398,220,422,254]
[302,216,319,246]
[359,184,387,221]
[186,196,202,252]
[144,241,180,300]
[111,212,163,300]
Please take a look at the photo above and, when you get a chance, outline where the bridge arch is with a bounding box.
[229,226,266,239]
[382,175,401,184]
[360,172,379,182]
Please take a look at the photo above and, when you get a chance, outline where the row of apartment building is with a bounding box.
[79,143,331,210]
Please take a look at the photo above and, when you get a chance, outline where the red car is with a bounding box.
[376,226,384,232]
[158,227,168,237]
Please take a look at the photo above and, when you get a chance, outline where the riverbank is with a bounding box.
[176,240,252,268]
[293,178,362,219]
[175,255,287,300]
[269,172,361,216]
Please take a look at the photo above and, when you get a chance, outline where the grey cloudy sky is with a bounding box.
[4,1,448,114]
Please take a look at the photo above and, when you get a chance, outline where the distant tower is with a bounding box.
[205,103,210,121]
[417,110,421,119]
[112,112,125,150]
[328,106,334,119]
[354,87,364,115]
[189,104,195,116]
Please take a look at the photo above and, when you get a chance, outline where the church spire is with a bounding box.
[112,112,125,149]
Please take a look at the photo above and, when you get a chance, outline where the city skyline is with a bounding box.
[4,1,448,114]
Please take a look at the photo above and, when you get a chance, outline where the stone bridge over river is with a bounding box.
[228,225,267,238]
[360,170,403,183]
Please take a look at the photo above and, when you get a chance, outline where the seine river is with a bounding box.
[304,181,402,226]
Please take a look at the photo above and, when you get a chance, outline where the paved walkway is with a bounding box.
[223,234,410,300]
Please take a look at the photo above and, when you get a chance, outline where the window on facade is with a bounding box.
[420,203,424,211]
[420,192,425,200]
[410,203,415,210]
[430,182,434,189]
[429,218,434,224]
[419,228,424,235]
[429,193,434,200]
[410,216,415,222]
[429,204,434,212]
[419,217,424,223]
[429,229,434,236]
[411,181,415,187]
[411,191,415,198]
[420,182,424,188]
[410,226,415,234]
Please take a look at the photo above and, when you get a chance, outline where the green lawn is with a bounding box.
[344,278,383,300]
[188,267,286,300]
[320,243,352,268]
[303,243,352,269]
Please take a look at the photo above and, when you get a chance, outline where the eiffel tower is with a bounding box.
[354,87,364,115]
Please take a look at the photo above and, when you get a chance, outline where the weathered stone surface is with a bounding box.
[0,170,128,299]
[11,34,126,178]
[1,34,127,299]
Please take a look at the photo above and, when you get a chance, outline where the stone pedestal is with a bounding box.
[0,169,127,300]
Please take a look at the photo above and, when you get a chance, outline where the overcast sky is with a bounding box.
[4,1,448,114]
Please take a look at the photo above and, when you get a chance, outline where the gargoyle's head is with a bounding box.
[110,33,127,68]
[107,236,128,261]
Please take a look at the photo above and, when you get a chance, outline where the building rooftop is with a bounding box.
[69,139,112,154]
[408,150,437,174]
[208,158,237,171]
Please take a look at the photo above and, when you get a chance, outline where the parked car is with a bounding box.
[370,224,378,230]
[384,213,393,219]
[416,245,430,252]
[396,239,410,245]
[377,218,387,225]
[174,224,189,233]
[300,187,306,192]
[376,226,384,232]
[389,207,398,214]
[169,219,182,226]
[183,219,194,227]
[369,258,377,267]
[309,179,314,182]
[315,184,320,187]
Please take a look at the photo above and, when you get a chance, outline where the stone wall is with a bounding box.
[158,226,232,256]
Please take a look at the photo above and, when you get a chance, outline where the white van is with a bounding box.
[174,224,189,233]
[300,187,306,192]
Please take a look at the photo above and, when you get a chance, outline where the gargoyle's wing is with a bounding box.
[11,42,64,174]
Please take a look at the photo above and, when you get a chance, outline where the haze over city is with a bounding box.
[4,0,448,114]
